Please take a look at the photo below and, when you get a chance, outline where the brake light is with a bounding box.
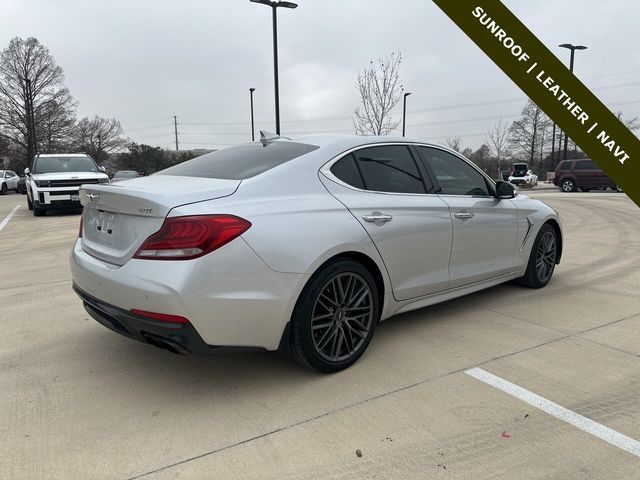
[79,211,83,238]
[130,309,190,324]
[133,215,251,260]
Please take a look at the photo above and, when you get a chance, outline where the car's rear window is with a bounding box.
[558,161,572,171]
[157,141,319,180]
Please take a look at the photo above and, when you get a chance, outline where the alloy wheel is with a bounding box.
[311,272,374,363]
[535,230,556,283]
[562,180,574,192]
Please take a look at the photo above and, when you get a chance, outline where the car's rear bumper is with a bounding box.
[70,238,308,351]
[74,285,223,354]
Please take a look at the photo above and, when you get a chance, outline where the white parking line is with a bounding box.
[466,367,640,458]
[0,205,20,233]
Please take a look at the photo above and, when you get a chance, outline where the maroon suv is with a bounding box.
[553,159,620,192]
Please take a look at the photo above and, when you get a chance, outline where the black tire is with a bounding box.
[560,178,576,192]
[516,224,558,288]
[0,183,6,195]
[27,194,33,210]
[289,259,380,373]
[32,202,45,216]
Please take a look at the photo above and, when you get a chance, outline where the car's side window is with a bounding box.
[330,154,365,189]
[416,147,489,196]
[353,146,427,194]
[558,161,572,171]
[575,160,596,170]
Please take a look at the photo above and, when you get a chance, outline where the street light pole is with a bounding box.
[559,43,587,160]
[402,92,411,137]
[249,88,256,141]
[250,0,297,136]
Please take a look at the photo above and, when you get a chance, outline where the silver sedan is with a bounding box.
[71,134,562,372]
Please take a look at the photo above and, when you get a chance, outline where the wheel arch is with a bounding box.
[277,250,387,354]
[543,219,563,264]
[559,175,578,190]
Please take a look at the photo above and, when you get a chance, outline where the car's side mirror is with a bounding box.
[495,181,516,199]
[24,168,30,176]
[99,166,107,173]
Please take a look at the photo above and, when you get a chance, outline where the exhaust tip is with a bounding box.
[141,332,191,355]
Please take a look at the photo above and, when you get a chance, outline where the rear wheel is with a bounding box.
[561,178,576,192]
[289,259,379,372]
[517,224,558,288]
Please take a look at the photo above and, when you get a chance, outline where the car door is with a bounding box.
[320,145,453,301]
[415,146,519,288]
[7,171,18,189]
[574,160,598,188]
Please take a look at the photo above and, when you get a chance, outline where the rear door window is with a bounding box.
[353,146,428,194]
[158,142,319,180]
[416,147,490,197]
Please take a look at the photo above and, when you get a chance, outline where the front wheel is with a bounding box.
[289,260,380,372]
[517,224,558,288]
[561,178,576,192]
[0,183,6,195]
[32,202,45,216]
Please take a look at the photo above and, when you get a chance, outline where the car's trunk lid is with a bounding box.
[79,175,240,265]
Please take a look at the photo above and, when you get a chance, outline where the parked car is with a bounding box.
[17,175,27,194]
[0,170,20,194]
[25,153,109,216]
[508,163,538,187]
[71,134,563,372]
[553,158,619,192]
[111,170,140,182]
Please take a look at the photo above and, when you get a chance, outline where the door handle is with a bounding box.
[453,211,474,220]
[362,212,393,225]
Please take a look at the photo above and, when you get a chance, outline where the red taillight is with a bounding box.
[79,211,83,238]
[133,215,251,260]
[130,309,190,324]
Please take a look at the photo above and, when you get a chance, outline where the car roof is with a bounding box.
[290,134,442,150]
[35,153,90,158]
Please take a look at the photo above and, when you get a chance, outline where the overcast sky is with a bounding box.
[1,0,638,151]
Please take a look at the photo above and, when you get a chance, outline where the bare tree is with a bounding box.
[443,136,462,152]
[616,111,640,132]
[39,89,76,152]
[508,100,549,167]
[353,52,403,135]
[486,118,510,177]
[75,116,128,163]
[0,37,77,168]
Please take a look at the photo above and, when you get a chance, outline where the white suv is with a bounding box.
[25,154,109,216]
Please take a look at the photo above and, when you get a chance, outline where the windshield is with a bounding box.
[33,156,99,174]
[157,141,319,180]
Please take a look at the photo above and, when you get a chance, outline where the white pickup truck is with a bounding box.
[25,154,109,216]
